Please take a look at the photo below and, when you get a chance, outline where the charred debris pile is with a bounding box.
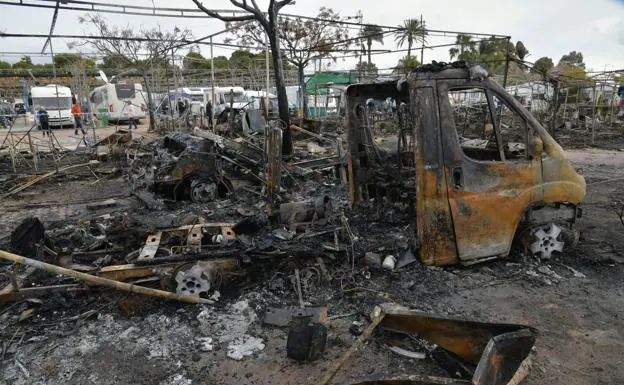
[0,97,541,383]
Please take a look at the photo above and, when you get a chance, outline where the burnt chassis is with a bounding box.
[344,65,585,266]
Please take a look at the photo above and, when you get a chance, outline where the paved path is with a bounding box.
[0,120,157,153]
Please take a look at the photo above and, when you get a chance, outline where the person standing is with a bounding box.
[177,98,186,117]
[205,99,213,128]
[37,106,50,137]
[126,101,137,129]
[72,101,86,135]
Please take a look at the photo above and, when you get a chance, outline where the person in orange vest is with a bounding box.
[72,101,86,135]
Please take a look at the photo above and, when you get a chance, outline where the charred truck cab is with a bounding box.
[345,63,586,266]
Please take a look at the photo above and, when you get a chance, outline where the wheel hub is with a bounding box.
[174,262,213,296]
[530,223,564,259]
[190,180,217,203]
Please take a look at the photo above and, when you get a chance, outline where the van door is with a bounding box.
[413,84,459,266]
[437,79,542,262]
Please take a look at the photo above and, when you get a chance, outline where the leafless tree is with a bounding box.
[192,0,295,155]
[70,14,192,131]
[225,7,350,117]
[65,60,91,106]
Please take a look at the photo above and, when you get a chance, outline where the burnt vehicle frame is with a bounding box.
[345,63,586,266]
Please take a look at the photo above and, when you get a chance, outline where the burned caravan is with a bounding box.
[345,62,586,266]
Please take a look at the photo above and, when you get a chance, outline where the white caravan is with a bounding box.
[242,90,278,112]
[30,85,73,127]
[180,87,209,114]
[203,86,246,114]
[89,82,147,122]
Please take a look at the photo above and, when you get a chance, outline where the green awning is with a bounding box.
[305,71,356,95]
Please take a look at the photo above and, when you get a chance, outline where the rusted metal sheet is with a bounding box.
[98,263,170,282]
[325,304,536,385]
[138,232,162,261]
[414,84,459,266]
[472,330,535,385]
[379,305,536,365]
[98,258,239,282]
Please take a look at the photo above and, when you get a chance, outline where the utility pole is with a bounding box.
[420,14,424,64]
[357,10,363,82]
[265,32,270,118]
[502,37,511,88]
[171,48,179,131]
[210,36,215,130]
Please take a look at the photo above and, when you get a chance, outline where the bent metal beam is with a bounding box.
[0,249,214,304]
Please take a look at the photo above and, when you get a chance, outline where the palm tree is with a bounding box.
[360,24,384,64]
[449,33,476,61]
[394,18,427,58]
[393,55,420,75]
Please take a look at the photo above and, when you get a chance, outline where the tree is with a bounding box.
[12,55,34,69]
[515,41,528,61]
[532,57,554,76]
[213,55,229,70]
[225,7,350,117]
[393,55,420,75]
[394,18,427,58]
[54,53,95,69]
[183,51,211,70]
[192,0,296,155]
[448,35,528,75]
[71,14,192,132]
[559,51,585,68]
[66,60,92,104]
[101,53,129,70]
[360,24,384,65]
[0,60,11,70]
[228,49,256,69]
[476,36,509,74]
[355,61,378,75]
[449,34,476,61]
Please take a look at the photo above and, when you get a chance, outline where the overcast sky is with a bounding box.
[0,0,623,73]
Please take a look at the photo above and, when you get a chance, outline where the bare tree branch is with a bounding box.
[191,0,256,22]
[193,0,295,153]
[249,0,263,14]
[276,0,294,12]
[73,14,192,132]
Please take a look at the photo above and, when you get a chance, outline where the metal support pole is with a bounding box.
[171,48,179,131]
[27,132,37,172]
[592,84,598,143]
[210,36,216,131]
[48,39,61,172]
[550,81,560,136]
[8,134,17,173]
[265,32,270,118]
[336,137,347,184]
[420,14,424,64]
[502,37,510,88]
[562,88,569,122]
[608,84,617,128]
[266,125,282,215]
[314,84,319,121]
